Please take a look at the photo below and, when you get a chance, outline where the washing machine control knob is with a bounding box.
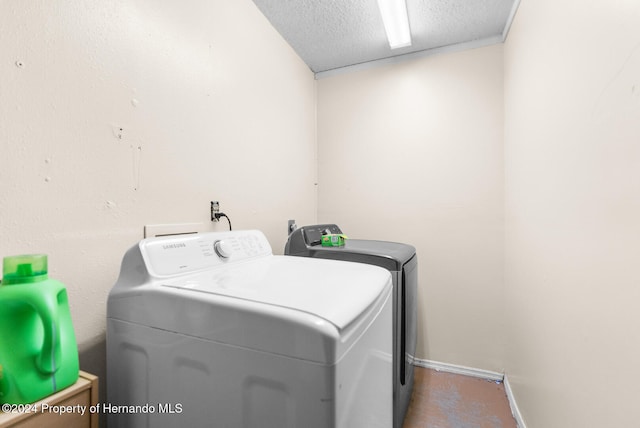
[214,240,232,259]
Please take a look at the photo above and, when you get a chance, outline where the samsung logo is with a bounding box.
[162,243,186,250]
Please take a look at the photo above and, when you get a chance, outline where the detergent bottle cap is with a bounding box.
[2,254,49,285]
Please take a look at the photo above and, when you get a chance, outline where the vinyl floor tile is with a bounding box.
[402,367,517,428]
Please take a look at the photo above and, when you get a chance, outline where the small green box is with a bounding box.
[321,234,347,247]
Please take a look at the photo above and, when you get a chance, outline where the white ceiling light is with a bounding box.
[376,0,412,49]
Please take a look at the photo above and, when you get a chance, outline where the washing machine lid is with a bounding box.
[110,230,393,363]
[290,240,415,271]
[316,239,416,270]
[163,255,390,331]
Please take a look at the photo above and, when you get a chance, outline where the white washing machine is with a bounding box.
[107,230,392,428]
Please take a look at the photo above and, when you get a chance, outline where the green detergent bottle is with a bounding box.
[0,254,79,404]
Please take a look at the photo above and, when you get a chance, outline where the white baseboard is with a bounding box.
[503,374,527,428]
[412,357,504,382]
[412,358,526,428]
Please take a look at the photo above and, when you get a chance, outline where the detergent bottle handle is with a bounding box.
[32,291,62,374]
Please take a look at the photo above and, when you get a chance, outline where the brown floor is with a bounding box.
[402,367,517,428]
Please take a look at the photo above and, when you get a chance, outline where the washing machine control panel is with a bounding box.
[140,230,272,277]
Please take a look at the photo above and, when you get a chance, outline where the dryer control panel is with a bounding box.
[140,230,272,278]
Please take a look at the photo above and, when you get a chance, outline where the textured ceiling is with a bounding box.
[251,0,519,77]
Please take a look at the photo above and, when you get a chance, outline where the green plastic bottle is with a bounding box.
[0,254,79,404]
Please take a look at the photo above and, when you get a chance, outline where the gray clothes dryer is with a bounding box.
[285,224,417,428]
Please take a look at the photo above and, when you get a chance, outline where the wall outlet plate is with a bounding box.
[288,219,297,235]
[211,201,220,222]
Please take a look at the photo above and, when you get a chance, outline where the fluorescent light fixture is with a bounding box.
[377,0,412,49]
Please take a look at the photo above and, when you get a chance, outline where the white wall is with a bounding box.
[7,1,638,425]
[504,0,640,426]
[0,0,316,403]
[317,45,505,372]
